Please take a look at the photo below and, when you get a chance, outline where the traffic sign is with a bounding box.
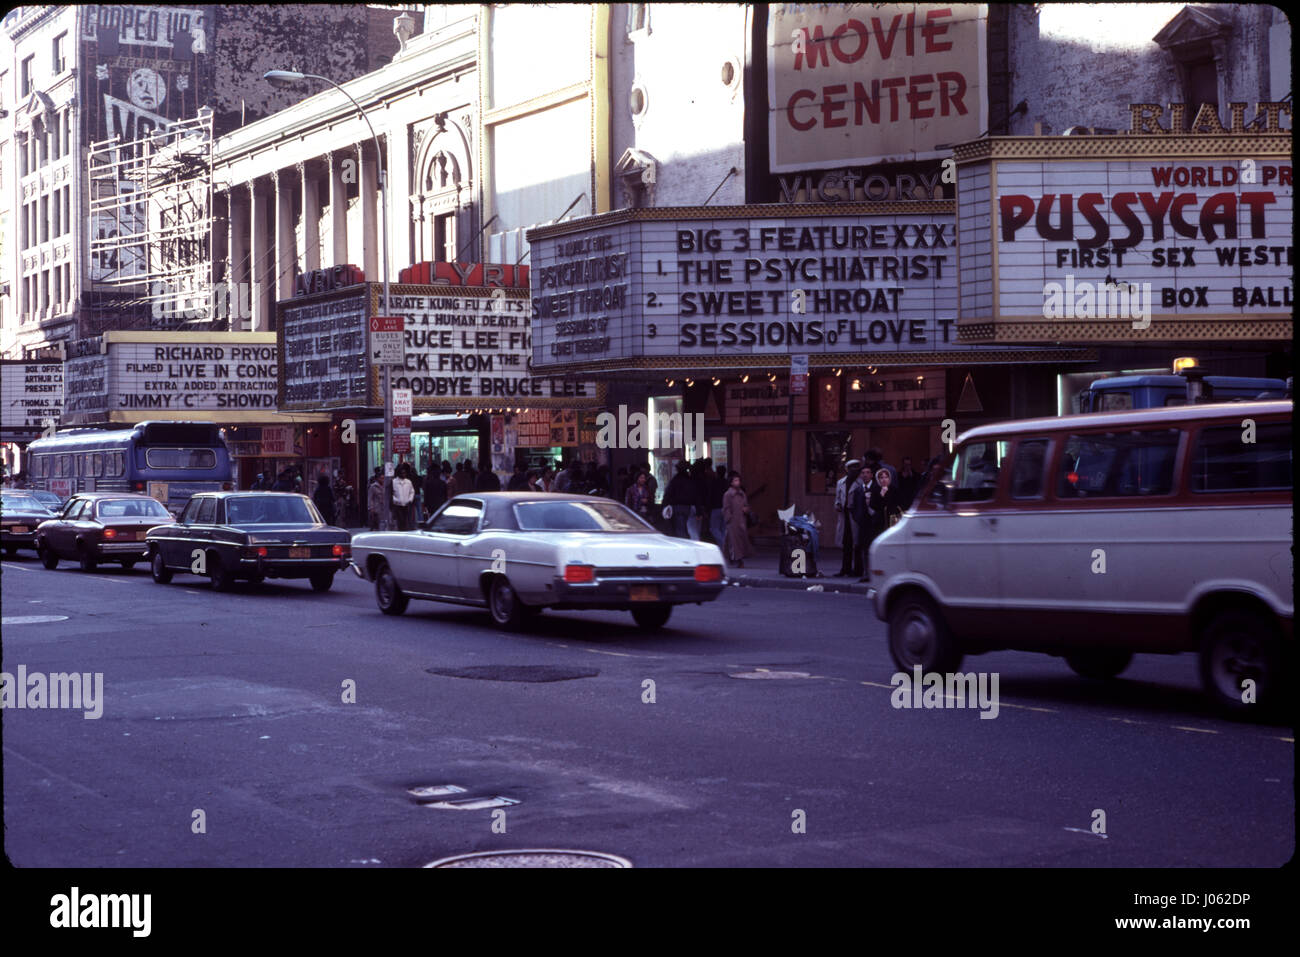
[370,316,405,366]
[790,354,809,395]
[392,389,413,417]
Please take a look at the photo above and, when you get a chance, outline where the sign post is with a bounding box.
[784,355,808,511]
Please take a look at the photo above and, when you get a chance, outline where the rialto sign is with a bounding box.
[526,207,1041,370]
[956,138,1292,336]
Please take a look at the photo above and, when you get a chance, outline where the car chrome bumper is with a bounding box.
[241,557,350,577]
[549,576,725,606]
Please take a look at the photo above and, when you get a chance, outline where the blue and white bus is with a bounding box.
[1077,375,1288,413]
[27,421,233,514]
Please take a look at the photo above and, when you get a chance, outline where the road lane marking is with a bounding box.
[1172,725,1218,734]
[2,562,33,571]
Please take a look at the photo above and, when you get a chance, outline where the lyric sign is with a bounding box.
[278,288,370,410]
[377,286,599,408]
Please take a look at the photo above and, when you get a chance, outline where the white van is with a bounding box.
[867,400,1292,715]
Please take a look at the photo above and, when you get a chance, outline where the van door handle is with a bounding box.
[912,531,937,537]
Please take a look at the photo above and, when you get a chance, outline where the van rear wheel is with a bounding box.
[1200,611,1283,718]
[888,593,961,674]
[1065,649,1133,680]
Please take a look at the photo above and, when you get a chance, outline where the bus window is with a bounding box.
[1099,391,1133,411]
[951,440,1007,502]
[105,452,123,477]
[90,453,103,477]
[1190,423,1291,492]
[1059,430,1180,498]
[145,448,217,470]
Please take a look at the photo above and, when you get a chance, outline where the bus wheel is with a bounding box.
[1200,611,1283,718]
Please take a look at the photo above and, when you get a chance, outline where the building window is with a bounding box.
[627,3,650,39]
[63,109,71,154]
[21,55,34,97]
[39,195,48,243]
[53,264,61,308]
[53,33,67,75]
[63,185,71,235]
[64,263,71,306]
[433,211,457,262]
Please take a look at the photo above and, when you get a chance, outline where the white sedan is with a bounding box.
[350,492,727,629]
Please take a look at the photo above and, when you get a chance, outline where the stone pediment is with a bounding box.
[1153,6,1230,51]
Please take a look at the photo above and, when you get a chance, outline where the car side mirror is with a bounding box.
[931,479,953,510]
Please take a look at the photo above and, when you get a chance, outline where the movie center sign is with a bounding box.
[376,287,600,409]
[1,361,64,440]
[61,332,278,425]
[956,136,1292,340]
[768,3,986,172]
[528,207,1035,371]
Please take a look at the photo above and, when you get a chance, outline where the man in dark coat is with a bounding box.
[423,465,447,519]
[475,464,501,491]
[662,461,699,539]
[312,473,336,525]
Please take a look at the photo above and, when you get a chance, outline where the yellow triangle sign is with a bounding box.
[955,373,983,413]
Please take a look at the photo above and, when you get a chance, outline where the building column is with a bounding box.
[228,189,250,330]
[273,168,296,308]
[328,151,349,267]
[359,142,379,281]
[300,161,321,273]
[249,180,271,332]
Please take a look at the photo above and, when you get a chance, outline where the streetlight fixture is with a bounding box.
[264,70,394,530]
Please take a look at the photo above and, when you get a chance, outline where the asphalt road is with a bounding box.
[2,551,1292,868]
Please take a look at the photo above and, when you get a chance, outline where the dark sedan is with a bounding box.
[35,492,176,571]
[145,491,351,591]
[1,490,56,557]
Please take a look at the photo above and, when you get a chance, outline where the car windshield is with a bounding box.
[32,492,62,506]
[513,500,653,532]
[96,499,172,519]
[225,496,322,525]
[1,492,51,513]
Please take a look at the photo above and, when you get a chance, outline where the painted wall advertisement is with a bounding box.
[529,210,1033,370]
[960,155,1293,329]
[767,3,986,172]
[80,4,213,148]
[61,333,278,424]
[1,361,64,440]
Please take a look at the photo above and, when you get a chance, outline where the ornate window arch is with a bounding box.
[411,114,473,263]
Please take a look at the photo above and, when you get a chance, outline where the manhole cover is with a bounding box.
[728,670,812,680]
[426,665,599,682]
[424,849,632,868]
[2,615,70,625]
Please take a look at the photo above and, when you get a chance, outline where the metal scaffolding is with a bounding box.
[85,108,215,331]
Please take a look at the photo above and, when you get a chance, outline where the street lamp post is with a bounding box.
[263,70,393,530]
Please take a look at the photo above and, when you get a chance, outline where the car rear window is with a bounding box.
[1189,422,1291,492]
[1,493,48,512]
[96,499,172,519]
[226,496,321,525]
[514,501,652,532]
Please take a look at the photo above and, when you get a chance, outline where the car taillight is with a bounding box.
[257,546,268,558]
[102,528,117,540]
[563,564,595,583]
[332,544,348,557]
[694,564,723,583]
[132,481,145,491]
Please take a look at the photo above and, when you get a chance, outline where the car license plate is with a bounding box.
[12,526,28,534]
[629,585,659,601]
[289,547,311,558]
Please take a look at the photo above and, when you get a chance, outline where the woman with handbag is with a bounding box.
[721,471,756,567]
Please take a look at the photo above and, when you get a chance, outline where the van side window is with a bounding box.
[1058,430,1180,498]
[1190,423,1291,492]
[1010,439,1049,499]
[951,440,1007,502]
